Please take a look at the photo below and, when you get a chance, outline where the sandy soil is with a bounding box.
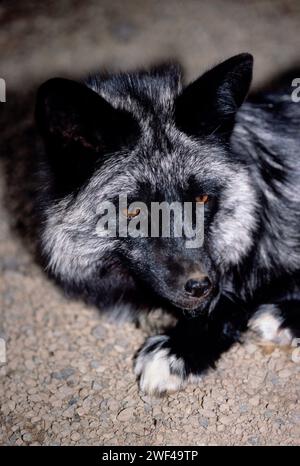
[0,0,299,446]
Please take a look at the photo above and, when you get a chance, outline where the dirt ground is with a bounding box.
[0,0,300,446]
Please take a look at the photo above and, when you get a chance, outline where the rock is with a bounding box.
[91,380,102,390]
[198,417,209,428]
[91,325,106,340]
[245,343,257,354]
[22,433,32,442]
[70,432,81,442]
[218,415,234,426]
[248,436,260,446]
[90,360,102,369]
[51,367,75,380]
[117,407,135,421]
[249,395,260,407]
[278,368,293,378]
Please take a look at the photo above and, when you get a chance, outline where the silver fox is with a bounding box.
[36,54,300,394]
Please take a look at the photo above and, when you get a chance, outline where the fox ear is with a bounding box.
[175,53,253,138]
[36,78,139,194]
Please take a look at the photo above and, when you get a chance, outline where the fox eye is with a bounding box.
[195,194,209,204]
[123,208,141,219]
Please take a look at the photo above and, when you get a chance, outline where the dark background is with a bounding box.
[1,0,300,90]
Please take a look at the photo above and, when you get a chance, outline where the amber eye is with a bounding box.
[195,195,209,204]
[123,208,141,219]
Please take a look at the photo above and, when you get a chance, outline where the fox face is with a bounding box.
[36,53,257,314]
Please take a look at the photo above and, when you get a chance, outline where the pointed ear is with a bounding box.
[175,53,253,138]
[36,78,139,194]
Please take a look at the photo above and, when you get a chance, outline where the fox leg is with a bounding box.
[135,294,300,394]
[134,294,249,395]
[249,301,300,345]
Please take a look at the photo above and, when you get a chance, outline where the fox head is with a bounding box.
[36,53,257,313]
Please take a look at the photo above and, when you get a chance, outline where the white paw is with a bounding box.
[134,335,186,395]
[249,305,293,346]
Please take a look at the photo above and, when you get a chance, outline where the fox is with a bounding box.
[35,53,300,394]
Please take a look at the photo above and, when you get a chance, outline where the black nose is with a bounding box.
[184,277,212,298]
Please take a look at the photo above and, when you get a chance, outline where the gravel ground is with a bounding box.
[0,0,300,446]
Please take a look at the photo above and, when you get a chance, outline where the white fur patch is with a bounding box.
[210,166,258,270]
[249,305,293,345]
[135,335,186,394]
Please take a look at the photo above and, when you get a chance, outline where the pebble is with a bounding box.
[117,407,135,421]
[249,395,260,407]
[51,367,75,380]
[218,415,234,426]
[198,417,209,428]
[90,360,102,369]
[245,343,257,355]
[70,432,81,442]
[201,410,216,419]
[22,433,32,442]
[91,325,106,340]
[278,368,293,378]
[91,381,102,390]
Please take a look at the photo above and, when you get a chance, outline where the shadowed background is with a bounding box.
[0,0,299,446]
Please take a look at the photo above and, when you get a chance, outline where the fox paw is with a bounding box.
[134,335,187,395]
[249,305,293,346]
